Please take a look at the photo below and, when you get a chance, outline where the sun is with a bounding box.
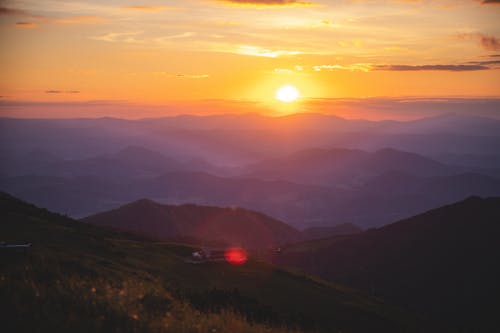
[275,85,300,102]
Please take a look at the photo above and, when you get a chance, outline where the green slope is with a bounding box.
[1,192,421,333]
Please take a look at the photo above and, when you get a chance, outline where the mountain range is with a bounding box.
[1,113,500,230]
[272,196,500,331]
[2,113,500,166]
[2,164,499,229]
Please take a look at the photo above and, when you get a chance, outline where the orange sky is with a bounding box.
[1,0,499,117]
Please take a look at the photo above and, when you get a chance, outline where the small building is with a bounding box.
[187,248,227,264]
[0,241,32,249]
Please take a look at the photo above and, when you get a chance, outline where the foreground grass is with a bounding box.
[1,267,300,333]
[0,192,420,333]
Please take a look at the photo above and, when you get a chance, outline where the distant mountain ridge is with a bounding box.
[82,199,304,249]
[244,147,456,186]
[2,166,500,229]
[2,113,500,167]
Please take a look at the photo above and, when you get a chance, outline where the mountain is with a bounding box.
[3,115,500,170]
[0,192,423,333]
[244,147,455,186]
[273,197,500,331]
[383,113,500,137]
[3,168,499,229]
[360,171,500,202]
[81,199,305,249]
[33,146,185,180]
[0,174,123,217]
[433,152,500,169]
[0,148,62,176]
[303,223,362,239]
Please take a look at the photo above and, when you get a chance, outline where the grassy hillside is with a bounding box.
[81,199,304,249]
[0,192,421,333]
[302,223,362,239]
[274,196,500,332]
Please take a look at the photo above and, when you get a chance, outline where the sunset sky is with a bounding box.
[1,0,499,117]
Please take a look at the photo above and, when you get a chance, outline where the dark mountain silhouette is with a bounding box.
[1,192,423,332]
[81,199,304,249]
[273,197,500,331]
[303,223,362,239]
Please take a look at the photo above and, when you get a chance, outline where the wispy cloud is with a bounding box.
[156,32,196,41]
[15,21,37,28]
[0,6,25,15]
[373,64,490,71]
[91,32,142,43]
[153,72,210,79]
[218,0,314,6]
[466,59,500,67]
[121,5,170,11]
[237,45,300,57]
[478,35,500,51]
[459,33,500,51]
[275,61,497,74]
[56,16,103,25]
[481,0,500,4]
[313,64,372,72]
[2,5,103,27]
[45,90,80,94]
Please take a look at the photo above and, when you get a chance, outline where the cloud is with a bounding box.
[156,32,196,40]
[0,7,25,15]
[45,90,80,94]
[121,6,169,11]
[15,21,37,28]
[467,59,500,66]
[56,16,103,25]
[481,0,500,4]
[91,32,141,43]
[478,35,500,51]
[274,68,295,73]
[280,61,498,74]
[313,64,371,72]
[459,33,500,51]
[153,72,210,79]
[2,6,102,27]
[218,0,313,7]
[237,45,300,57]
[373,64,489,71]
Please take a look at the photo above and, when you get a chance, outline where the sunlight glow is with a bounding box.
[224,247,248,265]
[275,85,300,102]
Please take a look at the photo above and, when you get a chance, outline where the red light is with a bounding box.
[224,247,248,265]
